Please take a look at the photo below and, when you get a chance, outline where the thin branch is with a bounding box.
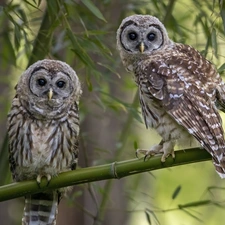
[0,148,211,202]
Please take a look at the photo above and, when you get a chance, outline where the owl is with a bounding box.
[116,14,225,178]
[7,59,82,224]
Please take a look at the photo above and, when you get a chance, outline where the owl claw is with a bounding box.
[36,174,52,186]
[161,150,175,162]
[136,146,163,161]
[136,144,175,162]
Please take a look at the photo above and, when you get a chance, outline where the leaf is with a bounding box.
[145,211,151,225]
[14,24,21,50]
[88,37,112,56]
[218,63,225,73]
[67,29,95,68]
[211,28,218,58]
[128,107,143,124]
[145,209,160,225]
[23,0,41,10]
[172,185,181,199]
[81,0,107,22]
[133,141,138,150]
[220,1,225,34]
[180,209,203,222]
[86,74,93,92]
[17,8,28,25]
[97,62,120,78]
[2,33,16,65]
[178,200,211,209]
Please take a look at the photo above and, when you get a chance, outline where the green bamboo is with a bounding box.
[0,148,211,202]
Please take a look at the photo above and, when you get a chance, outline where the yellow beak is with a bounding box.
[48,88,53,100]
[139,42,145,53]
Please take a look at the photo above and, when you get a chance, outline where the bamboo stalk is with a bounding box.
[0,148,211,202]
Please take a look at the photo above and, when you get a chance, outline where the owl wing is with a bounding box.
[140,59,225,176]
[66,102,80,170]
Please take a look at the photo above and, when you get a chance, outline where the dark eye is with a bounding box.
[56,80,65,88]
[128,32,138,41]
[147,32,156,41]
[37,78,47,86]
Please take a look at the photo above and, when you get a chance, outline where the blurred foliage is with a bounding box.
[1,0,225,225]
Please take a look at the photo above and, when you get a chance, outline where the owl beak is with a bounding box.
[48,88,53,100]
[139,42,145,53]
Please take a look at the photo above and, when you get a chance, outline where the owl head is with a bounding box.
[116,14,173,71]
[16,59,82,119]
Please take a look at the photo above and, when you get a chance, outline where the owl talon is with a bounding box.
[136,146,163,161]
[137,143,175,162]
[161,150,175,162]
[36,174,52,186]
[136,149,154,158]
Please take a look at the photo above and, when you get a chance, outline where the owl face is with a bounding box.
[17,59,81,119]
[29,67,74,101]
[117,15,172,70]
[119,21,164,54]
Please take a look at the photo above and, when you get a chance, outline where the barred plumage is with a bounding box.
[7,59,82,224]
[117,14,225,178]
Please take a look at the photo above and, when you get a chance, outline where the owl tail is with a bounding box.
[22,191,59,225]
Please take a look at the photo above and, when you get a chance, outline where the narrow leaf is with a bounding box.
[14,24,21,51]
[218,63,225,73]
[81,0,107,22]
[145,211,151,225]
[181,209,203,222]
[133,141,138,150]
[211,28,218,58]
[145,209,160,225]
[178,200,211,208]
[97,62,120,78]
[172,185,181,199]
[220,2,225,34]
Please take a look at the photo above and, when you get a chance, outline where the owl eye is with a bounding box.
[56,80,65,88]
[128,32,138,41]
[147,32,156,41]
[37,78,47,87]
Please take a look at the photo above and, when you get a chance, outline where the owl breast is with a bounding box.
[8,98,79,181]
[28,121,65,170]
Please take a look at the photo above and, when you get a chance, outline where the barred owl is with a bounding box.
[7,59,82,224]
[116,14,225,178]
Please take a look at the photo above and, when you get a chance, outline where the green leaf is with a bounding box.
[67,29,95,67]
[220,2,225,34]
[2,34,16,65]
[17,8,28,25]
[86,74,93,91]
[218,63,225,73]
[181,209,203,222]
[211,28,218,58]
[81,0,107,22]
[172,185,181,199]
[14,24,21,50]
[145,209,160,225]
[145,211,151,225]
[23,0,41,10]
[178,200,211,208]
[97,62,120,78]
[133,141,138,150]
